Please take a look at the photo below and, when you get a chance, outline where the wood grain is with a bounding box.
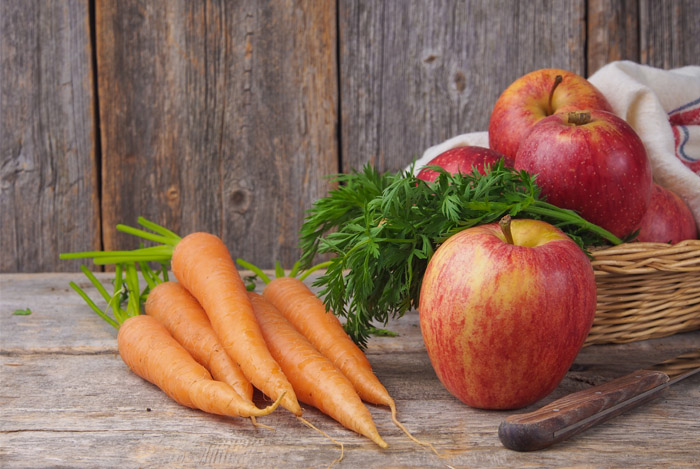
[1,272,699,467]
[639,0,700,69]
[587,0,639,75]
[96,0,337,268]
[338,0,587,173]
[2,1,700,273]
[0,0,99,273]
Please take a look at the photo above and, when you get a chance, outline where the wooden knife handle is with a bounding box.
[498,369,669,451]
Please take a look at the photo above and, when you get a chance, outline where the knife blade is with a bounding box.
[498,349,700,451]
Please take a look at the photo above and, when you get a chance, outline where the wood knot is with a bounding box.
[230,189,251,213]
[454,71,466,92]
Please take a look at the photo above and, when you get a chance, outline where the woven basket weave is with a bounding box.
[584,239,700,346]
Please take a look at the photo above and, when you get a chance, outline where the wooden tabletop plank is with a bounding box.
[1,273,699,467]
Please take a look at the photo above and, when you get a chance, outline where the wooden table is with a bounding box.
[2,273,699,468]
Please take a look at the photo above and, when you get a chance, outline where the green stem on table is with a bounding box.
[69,262,145,329]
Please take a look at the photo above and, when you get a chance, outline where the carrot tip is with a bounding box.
[298,417,345,467]
[390,401,445,458]
[250,416,276,431]
[253,390,286,417]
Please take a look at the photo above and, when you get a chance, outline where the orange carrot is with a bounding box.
[66,262,282,420]
[145,281,254,403]
[171,233,301,416]
[263,276,391,407]
[62,221,301,416]
[118,314,282,418]
[248,292,388,448]
[257,273,441,455]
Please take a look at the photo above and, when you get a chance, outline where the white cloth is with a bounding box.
[415,61,700,230]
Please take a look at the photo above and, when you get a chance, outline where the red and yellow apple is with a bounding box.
[416,146,514,182]
[636,184,698,244]
[488,69,613,159]
[419,218,596,410]
[514,110,652,239]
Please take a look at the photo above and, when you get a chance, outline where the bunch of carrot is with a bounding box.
[63,217,438,454]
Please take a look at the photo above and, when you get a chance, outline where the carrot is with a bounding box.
[144,281,254,404]
[67,263,283,420]
[238,260,392,406]
[171,233,301,416]
[119,314,282,419]
[265,276,390,404]
[62,220,302,417]
[247,291,388,448]
[238,259,441,455]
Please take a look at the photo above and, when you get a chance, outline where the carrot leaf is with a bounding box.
[299,162,622,346]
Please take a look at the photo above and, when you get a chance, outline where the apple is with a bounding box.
[636,184,698,243]
[419,217,596,410]
[514,110,652,239]
[416,146,514,182]
[488,69,613,160]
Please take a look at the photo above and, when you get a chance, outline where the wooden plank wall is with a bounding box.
[2,0,699,273]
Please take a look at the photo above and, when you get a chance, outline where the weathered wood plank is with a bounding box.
[2,273,699,467]
[338,0,587,173]
[639,0,700,69]
[96,0,337,268]
[587,0,639,76]
[0,0,99,273]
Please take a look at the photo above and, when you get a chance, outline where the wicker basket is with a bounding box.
[584,239,700,346]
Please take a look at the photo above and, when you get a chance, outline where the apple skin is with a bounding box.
[488,69,613,160]
[418,219,596,410]
[636,184,698,243]
[416,146,514,182]
[514,110,652,239]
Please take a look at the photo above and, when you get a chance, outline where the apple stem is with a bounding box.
[547,75,563,116]
[568,111,592,126]
[499,215,514,245]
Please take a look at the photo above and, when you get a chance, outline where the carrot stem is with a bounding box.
[61,245,174,261]
[274,261,285,279]
[93,254,173,265]
[288,260,302,278]
[138,261,160,290]
[68,281,120,329]
[79,265,111,303]
[236,258,272,284]
[113,264,126,322]
[298,261,333,282]
[116,224,180,246]
[136,216,181,241]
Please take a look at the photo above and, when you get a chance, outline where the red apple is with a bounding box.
[514,110,652,239]
[636,184,698,243]
[419,217,596,410]
[416,146,514,182]
[488,69,613,160]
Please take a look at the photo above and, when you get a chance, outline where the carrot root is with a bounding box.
[298,416,345,468]
[389,401,445,458]
[250,416,276,431]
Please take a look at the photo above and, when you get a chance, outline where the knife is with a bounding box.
[498,349,700,451]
